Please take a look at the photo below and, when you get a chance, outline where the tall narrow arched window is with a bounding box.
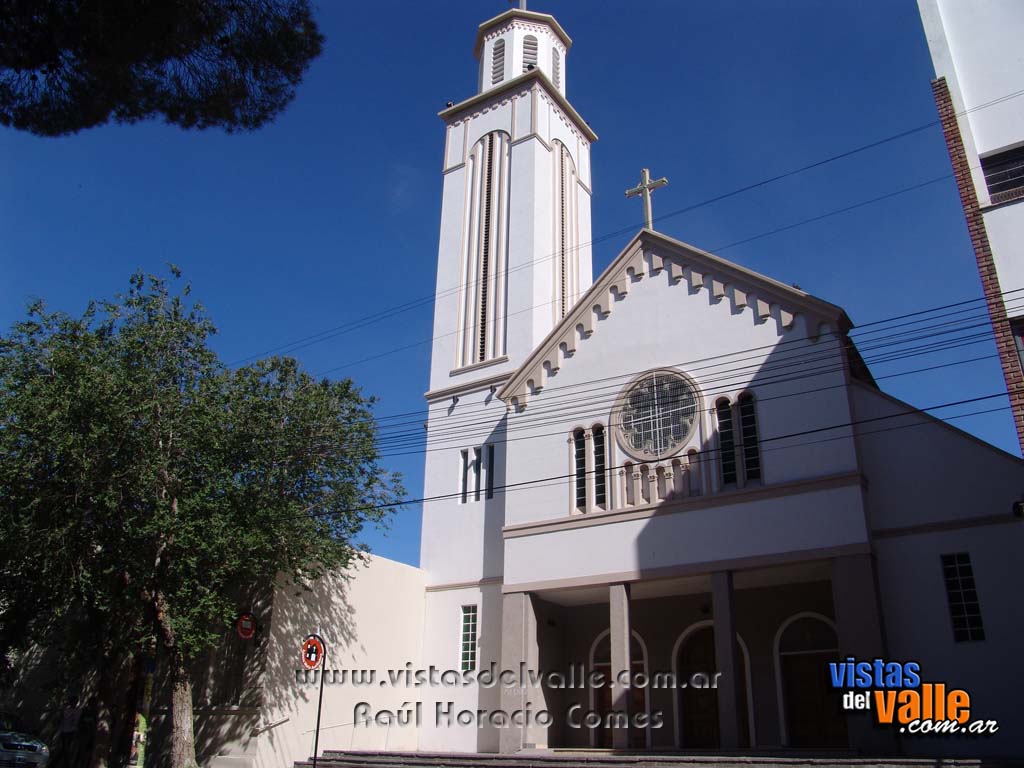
[458,131,511,368]
[573,429,586,511]
[522,35,538,72]
[552,48,562,88]
[491,39,505,85]
[553,140,578,319]
[593,425,607,508]
[738,393,761,481]
[716,398,737,486]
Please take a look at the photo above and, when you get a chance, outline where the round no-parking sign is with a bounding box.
[301,634,326,671]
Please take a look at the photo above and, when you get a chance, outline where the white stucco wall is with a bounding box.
[419,384,506,586]
[850,383,1024,530]
[504,482,868,588]
[502,246,860,530]
[251,555,426,767]
[417,583,504,753]
[984,203,1024,319]
[919,0,1024,159]
[875,523,1024,757]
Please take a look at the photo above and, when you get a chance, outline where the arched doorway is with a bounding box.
[673,622,753,748]
[589,630,648,749]
[774,613,848,747]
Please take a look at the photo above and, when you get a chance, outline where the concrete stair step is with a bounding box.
[297,752,1024,768]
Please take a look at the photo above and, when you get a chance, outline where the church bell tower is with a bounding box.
[417,8,597,752]
[426,6,597,393]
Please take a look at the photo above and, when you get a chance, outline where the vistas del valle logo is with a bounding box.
[830,657,998,736]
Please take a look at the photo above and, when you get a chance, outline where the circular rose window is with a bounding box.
[616,370,699,459]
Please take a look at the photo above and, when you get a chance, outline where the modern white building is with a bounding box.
[178,6,1024,766]
[918,0,1024,451]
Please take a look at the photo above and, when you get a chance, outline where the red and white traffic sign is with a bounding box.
[235,613,256,640]
[301,634,326,671]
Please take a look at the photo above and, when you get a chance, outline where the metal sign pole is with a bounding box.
[308,634,327,768]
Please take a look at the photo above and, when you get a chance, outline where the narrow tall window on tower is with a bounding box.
[458,131,511,368]
[522,35,538,72]
[491,39,505,85]
[553,141,578,319]
[552,48,562,89]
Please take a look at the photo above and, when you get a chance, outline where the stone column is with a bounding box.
[608,582,632,749]
[832,554,895,754]
[711,570,742,749]
[499,592,547,752]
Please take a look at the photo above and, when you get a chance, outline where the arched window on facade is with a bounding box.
[552,48,561,88]
[573,428,586,512]
[571,424,608,512]
[738,393,761,481]
[491,39,505,84]
[522,35,538,72]
[716,393,762,486]
[715,398,737,485]
[593,424,607,508]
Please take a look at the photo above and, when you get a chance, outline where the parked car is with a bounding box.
[0,713,49,767]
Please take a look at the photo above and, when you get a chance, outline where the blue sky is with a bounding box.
[1,1,1015,566]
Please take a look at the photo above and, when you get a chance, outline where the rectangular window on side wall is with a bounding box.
[981,145,1024,205]
[941,553,984,642]
[1011,318,1024,373]
[460,605,478,671]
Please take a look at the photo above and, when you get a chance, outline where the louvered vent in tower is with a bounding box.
[558,142,567,318]
[491,40,505,85]
[522,35,538,72]
[478,134,494,363]
[552,49,561,89]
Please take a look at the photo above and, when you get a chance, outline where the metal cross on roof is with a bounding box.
[625,168,669,230]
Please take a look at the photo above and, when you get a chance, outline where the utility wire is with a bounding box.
[228,85,1024,367]
[310,389,1021,517]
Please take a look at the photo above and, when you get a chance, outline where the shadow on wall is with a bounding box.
[145,569,361,767]
[624,313,858,751]
[477,411,508,753]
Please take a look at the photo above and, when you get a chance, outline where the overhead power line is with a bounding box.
[310,390,1020,517]
[228,85,1024,367]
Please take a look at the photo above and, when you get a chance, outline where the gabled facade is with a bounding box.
[167,7,1024,766]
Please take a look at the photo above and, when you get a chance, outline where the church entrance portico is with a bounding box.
[498,557,886,754]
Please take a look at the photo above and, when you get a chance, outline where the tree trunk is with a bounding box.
[88,659,113,768]
[111,656,143,768]
[170,651,199,768]
[154,582,199,768]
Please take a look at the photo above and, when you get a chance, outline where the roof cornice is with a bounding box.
[438,69,597,143]
[498,229,851,408]
[473,10,572,58]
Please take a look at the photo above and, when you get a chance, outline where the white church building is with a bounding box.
[183,7,1024,767]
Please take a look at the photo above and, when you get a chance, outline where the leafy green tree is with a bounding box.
[0,0,324,136]
[0,270,402,767]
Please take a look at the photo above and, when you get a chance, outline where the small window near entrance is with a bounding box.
[941,553,985,642]
[460,605,478,671]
